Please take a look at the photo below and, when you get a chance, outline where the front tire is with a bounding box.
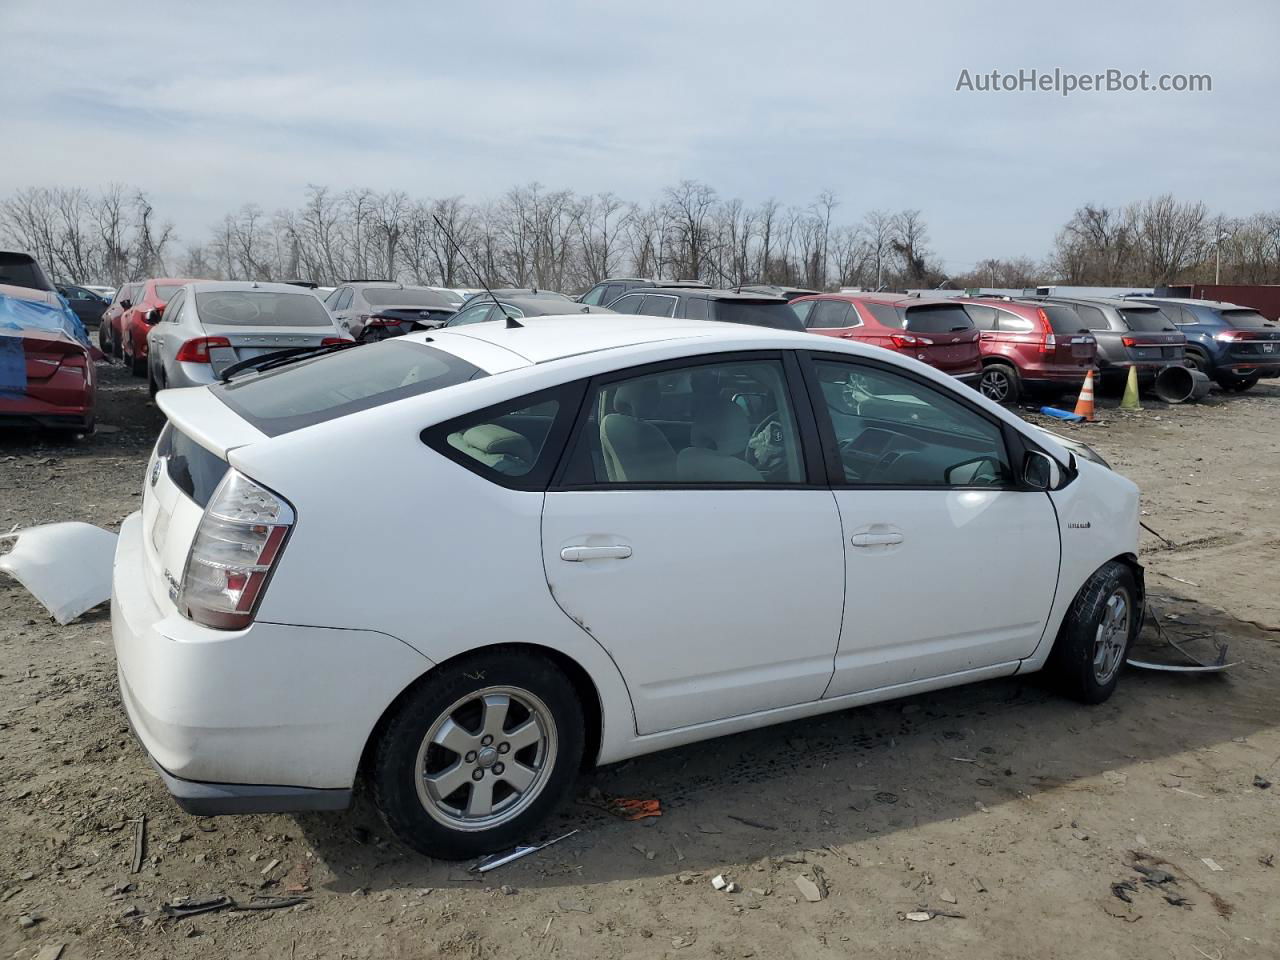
[1045,561,1138,704]
[1218,371,1260,392]
[372,649,584,859]
[978,362,1021,405]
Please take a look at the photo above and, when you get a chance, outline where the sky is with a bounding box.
[4,0,1277,273]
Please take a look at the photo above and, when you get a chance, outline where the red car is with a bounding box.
[100,281,143,356]
[119,278,200,376]
[0,283,96,433]
[791,293,982,383]
[958,298,1098,404]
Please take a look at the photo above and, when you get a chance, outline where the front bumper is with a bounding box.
[111,511,434,814]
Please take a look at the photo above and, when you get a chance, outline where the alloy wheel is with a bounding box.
[1092,587,1131,685]
[979,368,1011,402]
[414,686,557,832]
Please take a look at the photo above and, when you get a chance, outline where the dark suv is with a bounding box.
[579,277,709,306]
[1130,297,1280,391]
[1030,296,1185,389]
[606,286,804,331]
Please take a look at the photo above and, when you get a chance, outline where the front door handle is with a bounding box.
[850,532,904,547]
[561,544,633,562]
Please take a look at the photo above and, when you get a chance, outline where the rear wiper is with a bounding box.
[218,341,358,382]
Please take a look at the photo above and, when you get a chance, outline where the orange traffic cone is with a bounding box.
[1073,371,1096,421]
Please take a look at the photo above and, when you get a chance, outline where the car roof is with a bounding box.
[493,296,614,315]
[803,292,964,309]
[422,314,814,364]
[1036,295,1162,309]
[187,280,325,295]
[623,286,787,302]
[1136,296,1249,310]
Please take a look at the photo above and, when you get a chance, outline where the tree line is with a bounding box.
[2,182,1278,293]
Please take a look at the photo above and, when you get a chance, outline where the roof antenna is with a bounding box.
[432,214,522,328]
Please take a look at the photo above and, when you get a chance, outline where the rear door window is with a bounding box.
[809,300,854,329]
[995,310,1033,332]
[1074,305,1110,331]
[214,341,485,436]
[963,304,998,330]
[865,302,904,328]
[639,294,678,317]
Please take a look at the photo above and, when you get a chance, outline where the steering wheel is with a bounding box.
[747,414,786,474]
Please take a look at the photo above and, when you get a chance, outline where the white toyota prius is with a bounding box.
[112,315,1143,858]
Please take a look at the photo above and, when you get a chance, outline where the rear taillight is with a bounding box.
[1036,311,1057,353]
[889,333,934,348]
[179,471,294,630]
[1214,330,1245,342]
[1122,336,1137,348]
[365,316,401,328]
[175,336,231,363]
[321,337,350,345]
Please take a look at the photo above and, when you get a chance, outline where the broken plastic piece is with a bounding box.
[469,829,579,873]
[711,875,728,891]
[0,522,117,624]
[1126,603,1239,673]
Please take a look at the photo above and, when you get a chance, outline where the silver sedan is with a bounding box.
[146,281,348,394]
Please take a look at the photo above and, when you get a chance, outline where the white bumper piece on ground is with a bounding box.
[0,521,117,624]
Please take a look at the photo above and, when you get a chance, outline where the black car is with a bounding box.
[579,277,710,306]
[446,295,615,327]
[606,287,805,331]
[1029,296,1186,387]
[56,284,110,328]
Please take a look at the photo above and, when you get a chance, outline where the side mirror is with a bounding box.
[1023,450,1062,491]
[121,299,132,310]
[143,308,160,325]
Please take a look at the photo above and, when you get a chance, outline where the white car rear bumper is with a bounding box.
[111,511,434,814]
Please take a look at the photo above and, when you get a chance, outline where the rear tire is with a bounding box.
[1044,561,1138,704]
[978,362,1021,405]
[1187,350,1212,377]
[1217,372,1260,392]
[372,649,584,860]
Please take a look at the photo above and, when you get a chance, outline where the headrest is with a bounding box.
[461,424,533,461]
[691,399,750,455]
[614,379,661,418]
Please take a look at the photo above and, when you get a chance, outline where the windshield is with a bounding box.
[709,300,804,331]
[904,304,973,333]
[1119,308,1176,332]
[196,290,332,327]
[214,341,485,436]
[362,287,453,308]
[1040,304,1089,334]
[1221,309,1276,330]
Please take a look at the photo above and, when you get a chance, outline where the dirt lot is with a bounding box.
[2,365,1278,960]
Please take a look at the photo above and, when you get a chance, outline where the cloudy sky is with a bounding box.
[4,0,1276,271]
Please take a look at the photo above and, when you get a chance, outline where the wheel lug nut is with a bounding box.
[465,751,477,763]
[481,735,494,746]
[472,769,484,781]
[497,743,510,754]
[493,762,504,775]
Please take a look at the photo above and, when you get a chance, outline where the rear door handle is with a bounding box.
[561,544,633,562]
[850,532,904,547]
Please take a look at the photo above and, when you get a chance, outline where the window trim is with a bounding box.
[549,350,826,491]
[422,381,588,492]
[797,350,1033,492]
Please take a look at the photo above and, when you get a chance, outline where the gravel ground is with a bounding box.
[1,364,1278,960]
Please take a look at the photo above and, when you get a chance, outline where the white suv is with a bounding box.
[112,316,1142,858]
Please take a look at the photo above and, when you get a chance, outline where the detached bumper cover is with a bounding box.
[111,511,434,814]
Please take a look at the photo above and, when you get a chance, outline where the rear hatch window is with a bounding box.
[1118,308,1177,332]
[1040,304,1089,334]
[213,340,485,436]
[708,300,804,331]
[1221,309,1276,330]
[363,287,453,308]
[156,422,229,507]
[904,304,974,333]
[0,252,54,292]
